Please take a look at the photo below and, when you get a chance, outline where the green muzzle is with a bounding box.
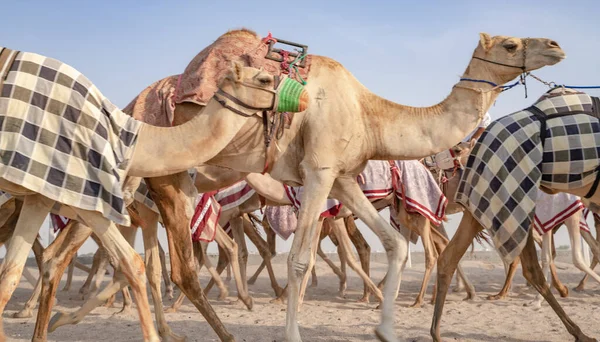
[276,77,308,113]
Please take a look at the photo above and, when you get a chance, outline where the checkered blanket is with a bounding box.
[456,89,600,263]
[0,47,141,226]
[533,192,588,234]
[0,191,11,207]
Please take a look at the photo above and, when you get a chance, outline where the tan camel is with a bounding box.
[143,31,562,342]
[22,30,561,342]
[575,207,600,291]
[0,46,308,342]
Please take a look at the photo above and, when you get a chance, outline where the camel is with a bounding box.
[430,87,600,342]
[575,205,600,291]
[19,30,563,342]
[0,42,308,342]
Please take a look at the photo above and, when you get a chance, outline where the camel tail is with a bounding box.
[474,229,492,247]
[127,205,145,228]
[246,212,264,237]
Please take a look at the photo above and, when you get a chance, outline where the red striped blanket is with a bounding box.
[534,192,589,234]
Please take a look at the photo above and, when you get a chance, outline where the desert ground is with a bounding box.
[3,250,600,342]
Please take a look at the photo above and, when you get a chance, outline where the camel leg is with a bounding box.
[79,245,109,298]
[530,230,552,308]
[0,195,53,342]
[113,224,138,315]
[62,253,76,292]
[158,241,174,300]
[215,224,253,309]
[575,215,600,291]
[310,261,318,288]
[32,222,93,342]
[567,213,600,286]
[146,174,233,342]
[520,229,594,342]
[198,241,230,301]
[437,223,465,293]
[249,219,278,284]
[138,205,185,342]
[202,243,229,296]
[225,264,232,282]
[549,233,569,297]
[317,241,346,294]
[331,177,407,342]
[329,217,383,303]
[230,216,249,294]
[487,257,520,300]
[297,219,324,309]
[409,215,436,308]
[431,211,481,342]
[11,237,46,319]
[345,216,372,303]
[50,208,159,341]
[243,217,282,296]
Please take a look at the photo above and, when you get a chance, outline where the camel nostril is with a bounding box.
[549,40,560,48]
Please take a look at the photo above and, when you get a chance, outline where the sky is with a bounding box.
[1,0,600,258]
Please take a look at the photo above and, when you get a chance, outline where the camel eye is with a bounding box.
[259,78,271,85]
[504,43,517,52]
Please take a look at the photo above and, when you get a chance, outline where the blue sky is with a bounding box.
[1,1,600,256]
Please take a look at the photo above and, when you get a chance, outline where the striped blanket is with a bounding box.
[0,47,141,226]
[533,192,589,234]
[456,88,600,263]
[214,180,256,211]
[358,160,447,226]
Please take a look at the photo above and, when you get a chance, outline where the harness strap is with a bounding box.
[527,106,548,149]
[584,165,600,199]
[592,96,600,119]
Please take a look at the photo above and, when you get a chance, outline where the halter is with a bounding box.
[460,38,530,97]
[213,74,286,174]
[214,75,282,117]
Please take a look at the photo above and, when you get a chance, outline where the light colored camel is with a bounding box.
[35,29,560,342]
[575,208,600,291]
[0,55,307,342]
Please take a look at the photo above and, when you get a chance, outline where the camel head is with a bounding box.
[471,33,566,81]
[217,61,310,115]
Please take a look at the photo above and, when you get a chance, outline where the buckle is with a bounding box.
[265,38,309,68]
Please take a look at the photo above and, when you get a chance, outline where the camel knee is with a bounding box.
[573,258,589,272]
[288,253,310,279]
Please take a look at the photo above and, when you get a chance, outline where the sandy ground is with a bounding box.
[3,251,600,342]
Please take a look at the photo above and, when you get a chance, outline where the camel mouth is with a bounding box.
[542,50,566,64]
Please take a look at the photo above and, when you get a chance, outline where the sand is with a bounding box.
[3,251,600,342]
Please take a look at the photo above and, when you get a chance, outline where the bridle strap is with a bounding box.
[472,56,526,72]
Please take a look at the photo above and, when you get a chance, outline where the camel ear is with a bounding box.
[231,61,244,82]
[479,32,493,51]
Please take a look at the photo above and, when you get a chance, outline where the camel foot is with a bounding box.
[524,300,543,310]
[452,285,465,293]
[239,295,254,311]
[247,276,258,285]
[49,311,78,332]
[165,287,174,300]
[309,281,318,288]
[463,292,477,301]
[11,309,33,319]
[557,286,569,298]
[159,330,187,342]
[409,300,424,308]
[269,296,286,305]
[574,284,586,293]
[112,306,134,317]
[356,295,370,304]
[486,293,507,301]
[274,287,284,298]
[217,290,229,301]
[61,285,71,292]
[575,334,597,342]
[374,325,397,342]
[164,306,179,314]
